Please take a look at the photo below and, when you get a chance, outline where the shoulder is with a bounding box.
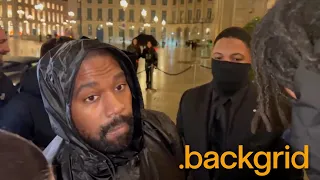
[180,82,212,104]
[141,109,175,129]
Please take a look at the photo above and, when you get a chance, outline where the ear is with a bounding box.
[285,87,297,99]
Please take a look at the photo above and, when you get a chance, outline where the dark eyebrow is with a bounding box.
[74,81,98,97]
[213,52,223,56]
[231,53,245,57]
[113,71,125,81]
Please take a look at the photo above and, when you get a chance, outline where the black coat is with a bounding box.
[0,72,16,107]
[0,67,55,148]
[39,40,185,180]
[177,81,303,180]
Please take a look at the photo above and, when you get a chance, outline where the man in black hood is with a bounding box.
[38,39,185,180]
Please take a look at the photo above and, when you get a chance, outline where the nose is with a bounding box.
[103,93,125,117]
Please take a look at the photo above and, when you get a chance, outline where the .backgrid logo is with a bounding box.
[179,145,309,176]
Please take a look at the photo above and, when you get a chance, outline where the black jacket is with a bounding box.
[290,64,320,180]
[177,81,303,180]
[142,48,158,66]
[38,39,185,180]
[0,66,55,148]
[0,72,16,107]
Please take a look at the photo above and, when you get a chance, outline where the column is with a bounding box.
[12,0,20,38]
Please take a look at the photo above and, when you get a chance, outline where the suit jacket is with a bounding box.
[177,81,303,180]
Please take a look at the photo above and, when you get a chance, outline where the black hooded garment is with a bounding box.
[38,39,185,180]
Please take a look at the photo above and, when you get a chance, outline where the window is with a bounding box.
[18,0,22,3]
[57,14,60,23]
[196,9,200,21]
[140,0,145,5]
[98,8,102,21]
[61,16,64,23]
[179,11,184,22]
[151,27,156,38]
[129,9,134,22]
[151,10,156,21]
[52,3,55,9]
[197,0,200,2]
[173,0,176,5]
[48,11,51,22]
[37,11,40,20]
[119,9,124,21]
[77,8,81,20]
[119,28,124,37]
[207,8,212,19]
[88,24,92,36]
[47,2,50,8]
[188,10,192,22]
[25,0,28,4]
[31,9,35,18]
[172,11,176,22]
[61,5,63,11]
[25,7,29,18]
[151,0,156,5]
[56,4,59,10]
[108,0,112,4]
[129,0,134,5]
[78,24,82,36]
[7,5,12,18]
[180,0,184,4]
[188,0,192,3]
[88,0,92,3]
[98,0,103,3]
[129,29,134,38]
[162,0,167,5]
[48,25,51,34]
[162,11,167,21]
[108,26,113,37]
[31,0,34,5]
[52,12,55,22]
[108,9,113,20]
[87,8,92,20]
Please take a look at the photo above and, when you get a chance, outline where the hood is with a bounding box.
[37,39,144,164]
[20,66,41,97]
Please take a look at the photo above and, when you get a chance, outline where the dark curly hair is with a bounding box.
[251,0,320,132]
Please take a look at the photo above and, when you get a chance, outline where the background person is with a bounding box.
[251,0,320,179]
[39,39,185,180]
[142,41,158,90]
[127,38,141,72]
[0,37,73,149]
[0,130,54,180]
[176,27,303,180]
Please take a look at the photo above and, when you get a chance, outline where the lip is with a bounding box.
[107,123,128,136]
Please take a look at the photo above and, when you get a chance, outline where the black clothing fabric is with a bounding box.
[142,47,158,88]
[127,44,142,72]
[290,63,320,180]
[211,60,251,96]
[0,72,16,107]
[38,39,185,180]
[177,81,304,180]
[0,67,55,148]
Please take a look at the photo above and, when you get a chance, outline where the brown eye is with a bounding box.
[84,95,99,103]
[115,84,126,91]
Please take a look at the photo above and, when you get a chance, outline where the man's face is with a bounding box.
[71,52,134,153]
[212,38,251,64]
[0,30,10,63]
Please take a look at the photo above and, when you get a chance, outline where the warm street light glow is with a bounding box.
[153,16,158,23]
[70,20,76,24]
[17,10,25,15]
[63,22,68,25]
[120,0,128,11]
[35,3,44,10]
[68,11,75,17]
[141,9,147,18]
[144,23,150,27]
[40,19,45,22]
[130,25,135,29]
[27,15,34,20]
[161,20,166,26]
[106,22,113,26]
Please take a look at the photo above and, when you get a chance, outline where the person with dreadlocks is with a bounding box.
[251,0,320,179]
[176,27,303,180]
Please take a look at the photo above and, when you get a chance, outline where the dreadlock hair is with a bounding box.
[251,0,320,133]
[0,130,52,180]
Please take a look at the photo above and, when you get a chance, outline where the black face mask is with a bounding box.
[211,59,251,96]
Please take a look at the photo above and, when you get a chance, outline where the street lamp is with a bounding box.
[35,3,44,42]
[141,9,147,19]
[161,20,166,26]
[153,16,158,23]
[68,11,75,17]
[106,22,113,43]
[120,0,128,49]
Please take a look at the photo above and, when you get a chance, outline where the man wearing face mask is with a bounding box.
[176,27,303,180]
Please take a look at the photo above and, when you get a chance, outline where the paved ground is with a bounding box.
[6,38,213,123]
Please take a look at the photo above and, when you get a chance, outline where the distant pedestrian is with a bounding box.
[142,41,158,90]
[127,38,142,72]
